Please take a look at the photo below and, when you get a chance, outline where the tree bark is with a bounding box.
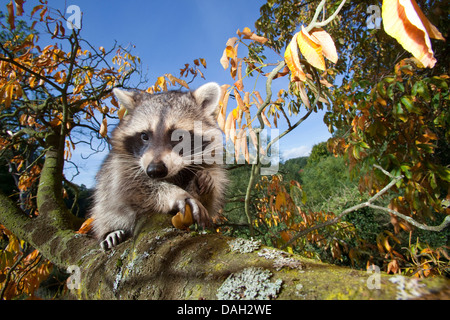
[0,191,448,300]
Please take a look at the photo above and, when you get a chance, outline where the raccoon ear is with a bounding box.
[193,82,221,115]
[113,88,137,110]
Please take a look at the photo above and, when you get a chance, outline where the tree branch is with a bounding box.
[306,0,348,32]
[281,164,449,250]
[244,61,286,236]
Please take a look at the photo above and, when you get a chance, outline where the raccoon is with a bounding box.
[89,82,228,250]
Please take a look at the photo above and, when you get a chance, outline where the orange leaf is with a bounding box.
[237,27,268,44]
[172,205,194,230]
[297,26,326,70]
[77,218,94,234]
[284,34,306,82]
[220,37,238,70]
[382,0,444,68]
[387,259,400,274]
[99,118,108,137]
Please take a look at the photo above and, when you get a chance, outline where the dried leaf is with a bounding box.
[14,0,24,16]
[99,117,108,137]
[297,26,326,70]
[284,34,306,82]
[237,27,268,44]
[382,0,444,68]
[220,37,238,70]
[310,28,338,63]
[7,1,15,30]
[172,205,194,230]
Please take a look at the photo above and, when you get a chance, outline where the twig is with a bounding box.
[281,164,450,249]
[244,60,286,236]
[306,0,348,32]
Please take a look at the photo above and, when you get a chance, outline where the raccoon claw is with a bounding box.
[176,198,211,229]
[100,230,126,251]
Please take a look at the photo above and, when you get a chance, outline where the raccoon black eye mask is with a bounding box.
[89,82,228,250]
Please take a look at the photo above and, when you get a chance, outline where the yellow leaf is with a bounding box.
[220,37,238,70]
[284,34,306,82]
[310,28,338,64]
[382,0,444,68]
[297,26,326,70]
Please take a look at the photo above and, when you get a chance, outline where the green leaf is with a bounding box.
[412,81,430,101]
[400,165,412,179]
[400,96,414,111]
[360,141,370,149]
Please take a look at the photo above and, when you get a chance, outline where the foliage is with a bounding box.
[0,225,52,299]
[0,1,206,299]
[0,0,449,300]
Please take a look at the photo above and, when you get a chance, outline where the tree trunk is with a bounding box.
[0,191,448,300]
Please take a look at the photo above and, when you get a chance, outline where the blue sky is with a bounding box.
[32,0,331,187]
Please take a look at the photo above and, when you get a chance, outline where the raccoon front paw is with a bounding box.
[196,170,215,195]
[175,197,212,228]
[100,230,126,251]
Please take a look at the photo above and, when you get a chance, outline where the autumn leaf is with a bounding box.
[237,27,268,44]
[172,205,194,230]
[14,0,25,16]
[217,85,230,132]
[284,35,306,82]
[310,28,338,64]
[220,37,238,70]
[77,218,94,234]
[99,117,108,137]
[382,0,444,68]
[6,1,15,30]
[297,26,326,71]
[165,73,189,89]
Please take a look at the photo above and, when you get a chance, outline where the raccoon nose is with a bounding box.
[146,162,168,179]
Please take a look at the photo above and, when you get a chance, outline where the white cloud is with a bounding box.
[281,145,311,160]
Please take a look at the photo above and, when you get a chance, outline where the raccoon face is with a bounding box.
[112,83,223,180]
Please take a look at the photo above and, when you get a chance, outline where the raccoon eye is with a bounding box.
[140,132,149,141]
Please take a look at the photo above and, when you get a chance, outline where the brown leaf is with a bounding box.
[237,27,268,44]
[14,0,24,16]
[7,1,15,30]
[382,0,444,68]
[99,118,108,137]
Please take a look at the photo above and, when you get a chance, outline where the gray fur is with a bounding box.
[90,83,228,250]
